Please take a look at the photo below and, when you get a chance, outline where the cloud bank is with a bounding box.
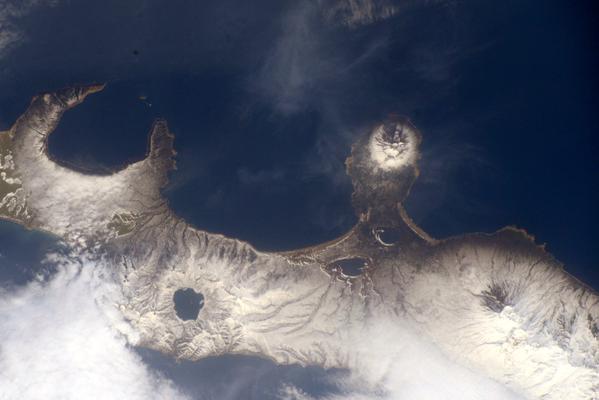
[0,247,526,400]
[0,253,188,400]
[278,319,524,400]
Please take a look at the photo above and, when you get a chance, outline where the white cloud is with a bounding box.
[0,253,189,400]
[254,2,328,115]
[279,319,524,400]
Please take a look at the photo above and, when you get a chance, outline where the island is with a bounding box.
[0,85,597,399]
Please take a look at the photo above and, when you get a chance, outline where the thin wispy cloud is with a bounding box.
[0,0,56,58]
[253,2,331,115]
[319,0,399,28]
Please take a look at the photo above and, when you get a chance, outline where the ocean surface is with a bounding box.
[0,221,62,285]
[0,0,596,286]
[0,2,596,398]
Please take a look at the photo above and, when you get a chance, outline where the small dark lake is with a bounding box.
[173,288,205,321]
[329,257,367,277]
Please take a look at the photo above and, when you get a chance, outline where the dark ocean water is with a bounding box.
[0,1,596,396]
[10,0,591,288]
[0,1,595,286]
[0,2,596,285]
[0,221,61,286]
[0,3,596,280]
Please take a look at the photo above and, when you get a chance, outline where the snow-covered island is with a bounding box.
[1,85,597,399]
